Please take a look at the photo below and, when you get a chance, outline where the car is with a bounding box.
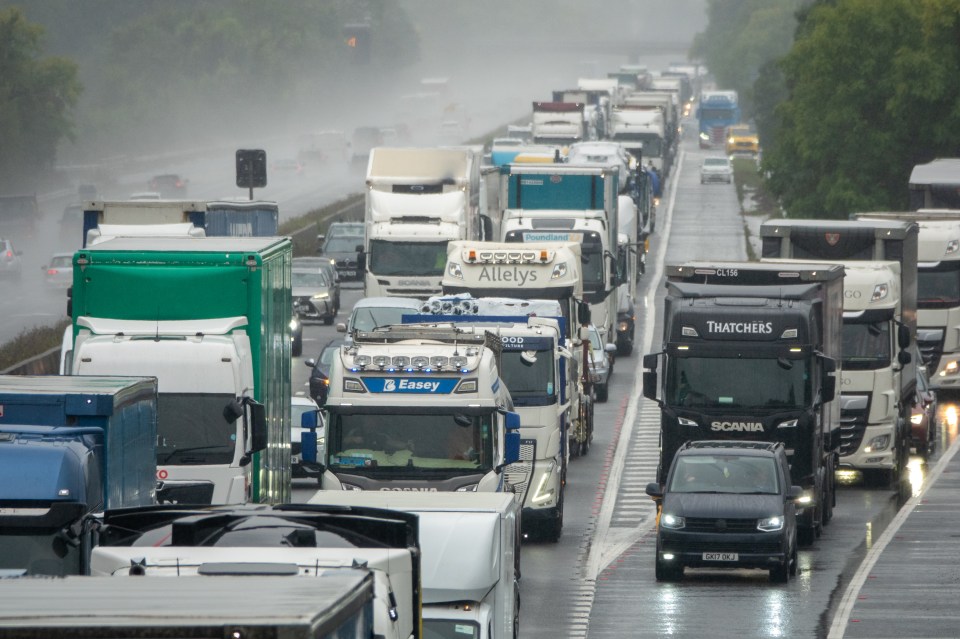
[291,395,324,480]
[700,156,734,184]
[293,256,340,312]
[726,124,761,156]
[0,238,23,280]
[587,324,617,402]
[42,252,73,289]
[290,312,303,357]
[304,338,345,406]
[911,363,938,459]
[318,222,365,282]
[645,440,801,583]
[148,174,188,198]
[272,157,305,175]
[337,296,422,342]
[292,267,336,325]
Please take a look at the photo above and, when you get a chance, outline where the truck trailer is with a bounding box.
[761,219,918,488]
[0,375,157,576]
[68,236,292,505]
[643,262,843,543]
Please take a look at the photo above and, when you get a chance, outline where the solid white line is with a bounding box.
[826,435,960,638]
[583,147,686,580]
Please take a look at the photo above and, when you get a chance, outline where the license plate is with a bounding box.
[340,270,356,277]
[703,552,738,561]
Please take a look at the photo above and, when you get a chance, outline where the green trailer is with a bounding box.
[69,236,292,504]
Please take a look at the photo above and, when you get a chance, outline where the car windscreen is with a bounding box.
[668,455,780,494]
[292,270,329,288]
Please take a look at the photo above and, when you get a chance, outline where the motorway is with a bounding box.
[289,123,959,638]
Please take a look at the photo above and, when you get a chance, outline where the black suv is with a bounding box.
[646,440,801,583]
[318,222,364,282]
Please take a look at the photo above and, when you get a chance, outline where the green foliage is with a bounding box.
[691,0,804,119]
[0,7,80,190]
[0,318,69,372]
[765,0,960,218]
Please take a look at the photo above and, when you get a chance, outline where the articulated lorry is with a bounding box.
[402,295,572,541]
[0,375,157,576]
[67,236,292,505]
[0,574,376,639]
[858,210,960,394]
[761,219,918,488]
[81,200,206,247]
[310,491,520,639]
[91,504,420,639]
[312,324,521,492]
[363,146,483,299]
[643,262,843,543]
[442,240,595,457]
[531,101,586,149]
[615,195,640,356]
[909,159,960,210]
[497,163,621,346]
[621,91,678,178]
[696,90,740,149]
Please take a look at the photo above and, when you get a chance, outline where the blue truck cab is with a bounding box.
[0,376,157,576]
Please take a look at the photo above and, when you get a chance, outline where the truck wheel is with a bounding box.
[569,436,581,459]
[861,468,896,489]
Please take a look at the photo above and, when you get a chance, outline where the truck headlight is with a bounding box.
[757,516,784,532]
[864,434,890,453]
[943,360,959,375]
[447,262,463,280]
[661,513,685,529]
[531,463,556,505]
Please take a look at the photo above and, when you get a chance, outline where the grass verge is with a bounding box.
[0,318,70,372]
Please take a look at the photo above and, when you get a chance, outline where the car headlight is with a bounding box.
[911,412,924,425]
[618,320,630,332]
[661,513,685,529]
[757,516,784,532]
[289,318,300,331]
[864,434,890,453]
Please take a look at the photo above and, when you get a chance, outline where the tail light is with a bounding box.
[47,269,58,275]
[5,250,11,258]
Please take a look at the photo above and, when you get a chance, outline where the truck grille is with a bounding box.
[504,440,536,500]
[683,517,757,533]
[916,328,945,374]
[839,394,870,457]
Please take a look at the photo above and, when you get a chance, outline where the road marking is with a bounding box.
[826,434,960,638]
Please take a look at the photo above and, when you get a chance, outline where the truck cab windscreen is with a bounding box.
[368,240,448,277]
[500,350,555,407]
[841,321,891,370]
[157,393,237,465]
[581,248,605,293]
[918,262,960,309]
[327,412,494,473]
[667,355,811,410]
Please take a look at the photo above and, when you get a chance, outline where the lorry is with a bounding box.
[441,240,596,457]
[0,375,157,576]
[760,219,918,488]
[696,90,740,149]
[90,503,421,639]
[497,163,621,347]
[551,89,606,140]
[402,295,572,541]
[642,261,843,543]
[0,574,375,639]
[67,236,292,505]
[205,199,279,236]
[312,323,521,493]
[621,91,678,176]
[81,199,206,247]
[615,195,640,356]
[857,210,960,394]
[608,105,667,173]
[531,101,586,148]
[363,146,483,299]
[908,158,960,210]
[309,491,520,639]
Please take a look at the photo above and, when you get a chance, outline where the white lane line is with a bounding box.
[583,147,686,581]
[826,434,960,638]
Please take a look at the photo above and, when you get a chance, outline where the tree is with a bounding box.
[0,7,80,190]
[765,0,960,217]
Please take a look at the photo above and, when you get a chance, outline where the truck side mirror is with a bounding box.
[642,353,658,371]
[248,400,268,455]
[645,482,663,498]
[301,410,318,429]
[898,325,911,349]
[642,353,659,402]
[578,302,591,326]
[821,356,838,401]
[898,350,912,366]
[357,249,366,271]
[503,411,521,465]
[301,430,318,464]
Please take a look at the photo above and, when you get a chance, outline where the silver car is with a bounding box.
[292,267,336,324]
[588,324,617,403]
[42,252,73,289]
[0,238,23,280]
[700,156,734,184]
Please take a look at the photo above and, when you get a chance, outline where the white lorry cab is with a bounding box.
[403,295,572,541]
[309,491,521,639]
[442,241,596,458]
[315,324,521,492]
[363,146,483,299]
